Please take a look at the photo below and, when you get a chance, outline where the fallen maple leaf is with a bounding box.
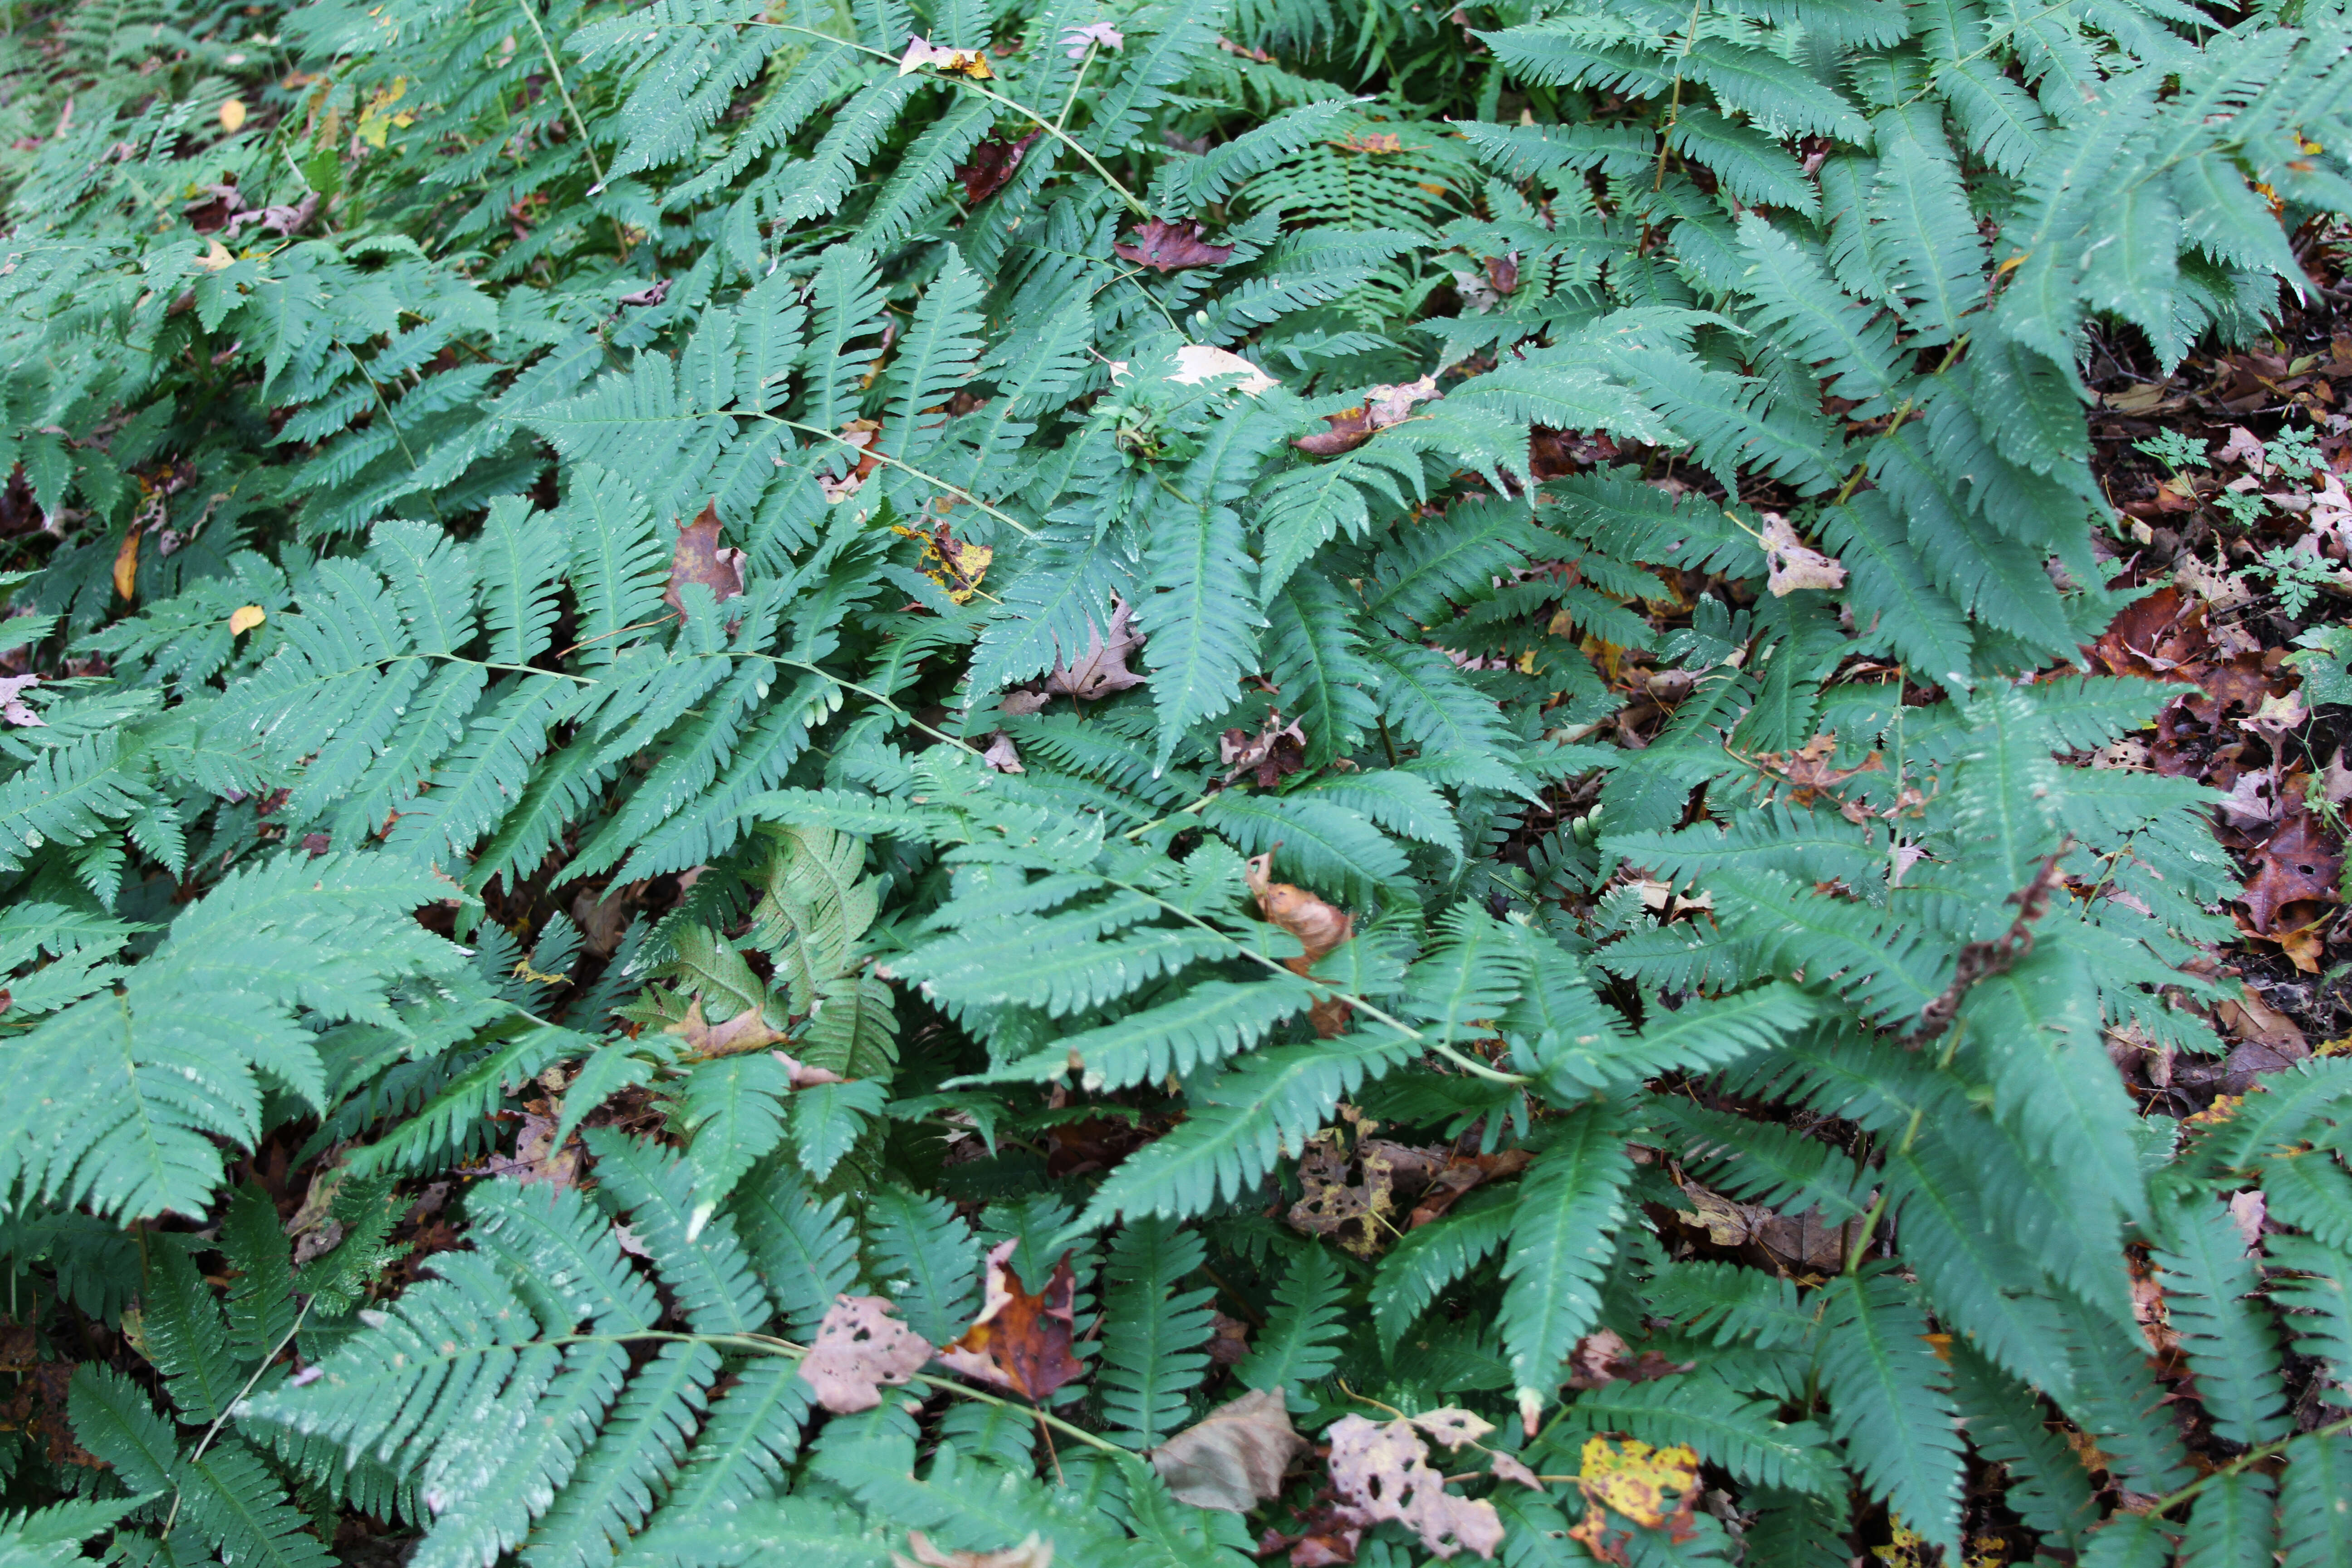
[935,1240,1086,1401]
[1113,219,1234,272]
[959,132,1041,205]
[798,1294,932,1412]
[1150,1386,1308,1513]
[662,500,745,614]
[1038,597,1147,700]
[1325,1414,1504,1560]
[896,1534,1052,1568]
[1292,377,1440,457]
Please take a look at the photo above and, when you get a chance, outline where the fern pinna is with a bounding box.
[2,0,2351,1563]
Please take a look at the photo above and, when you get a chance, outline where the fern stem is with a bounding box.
[744,652,984,756]
[1651,0,1709,194]
[518,0,608,194]
[2132,1411,2352,1520]
[1053,40,1098,139]
[740,412,1042,539]
[727,22,1150,217]
[161,1295,313,1538]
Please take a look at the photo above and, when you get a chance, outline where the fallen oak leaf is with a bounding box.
[798,1294,932,1413]
[1040,597,1147,700]
[934,1239,1086,1401]
[1150,1386,1309,1514]
[1113,219,1234,272]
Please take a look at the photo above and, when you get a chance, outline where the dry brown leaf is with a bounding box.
[773,1049,847,1089]
[475,1107,581,1191]
[798,1294,932,1413]
[934,1240,1086,1401]
[980,731,1024,774]
[1324,1414,1504,1560]
[1759,513,1845,597]
[2240,804,2342,933]
[1149,1386,1307,1514]
[1292,377,1440,458]
[894,1533,1051,1568]
[662,500,745,614]
[0,674,41,729]
[2228,1189,2267,1253]
[958,132,1040,205]
[1112,219,1234,272]
[1220,712,1307,786]
[1246,853,1353,981]
[1041,598,1147,701]
[663,998,785,1059]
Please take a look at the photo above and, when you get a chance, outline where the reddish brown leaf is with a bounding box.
[662,500,744,613]
[958,131,1040,205]
[1220,711,1307,787]
[1482,255,1519,296]
[1113,219,1234,272]
[2240,804,2342,932]
[935,1240,1086,1401]
[1246,853,1354,1037]
[798,1294,932,1412]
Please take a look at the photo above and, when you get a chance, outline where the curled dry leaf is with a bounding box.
[1060,21,1124,56]
[980,731,1024,774]
[1149,1385,1308,1514]
[663,998,784,1059]
[895,1533,1053,1568]
[935,1239,1086,1401]
[958,131,1040,205]
[1759,513,1845,597]
[662,500,745,613]
[1246,852,1354,1038]
[1488,1451,1543,1490]
[1112,219,1234,272]
[1293,376,1440,458]
[798,1294,932,1413]
[1324,1414,1504,1560]
[1220,711,1306,786]
[774,1049,847,1089]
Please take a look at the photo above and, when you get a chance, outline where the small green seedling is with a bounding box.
[2133,429,2205,472]
[2215,489,2270,527]
[2266,425,2326,482]
[2253,545,2340,617]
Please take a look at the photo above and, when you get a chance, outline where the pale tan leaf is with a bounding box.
[1149,1386,1307,1514]
[798,1294,932,1413]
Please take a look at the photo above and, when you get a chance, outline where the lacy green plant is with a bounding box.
[2,0,2351,1565]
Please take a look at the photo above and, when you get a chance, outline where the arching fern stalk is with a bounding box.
[2,0,2351,1563]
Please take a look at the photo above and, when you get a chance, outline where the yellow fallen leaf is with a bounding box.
[1574,1435,1698,1530]
[228,605,266,635]
[112,531,140,601]
[220,98,247,132]
[196,238,235,271]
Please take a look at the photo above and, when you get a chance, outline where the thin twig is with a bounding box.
[163,1297,314,1536]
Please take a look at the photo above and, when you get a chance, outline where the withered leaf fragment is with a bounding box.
[798,1294,932,1412]
[1149,1386,1307,1514]
[1041,598,1147,701]
[1292,377,1441,458]
[1324,1414,1504,1560]
[1759,512,1845,596]
[935,1240,1086,1401]
[1113,219,1234,272]
[895,1533,1053,1568]
[663,999,784,1059]
[662,500,744,612]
